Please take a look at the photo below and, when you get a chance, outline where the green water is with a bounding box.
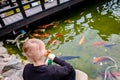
[5,0,120,80]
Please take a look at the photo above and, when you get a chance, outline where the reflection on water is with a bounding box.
[5,0,120,80]
[98,0,120,21]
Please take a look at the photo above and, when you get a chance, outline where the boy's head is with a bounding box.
[22,38,47,63]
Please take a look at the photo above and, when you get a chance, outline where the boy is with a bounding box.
[22,38,75,80]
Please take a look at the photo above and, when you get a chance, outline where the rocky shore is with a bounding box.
[0,42,24,80]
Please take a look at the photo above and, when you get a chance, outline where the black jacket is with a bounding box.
[23,57,75,80]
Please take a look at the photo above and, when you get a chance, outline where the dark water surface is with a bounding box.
[5,0,120,79]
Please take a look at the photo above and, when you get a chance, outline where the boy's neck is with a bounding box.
[33,61,45,66]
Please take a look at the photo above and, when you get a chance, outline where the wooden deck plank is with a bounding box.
[60,0,70,3]
[25,5,42,17]
[3,13,23,25]
[45,0,57,9]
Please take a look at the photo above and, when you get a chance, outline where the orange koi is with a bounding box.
[31,33,49,37]
[100,71,120,79]
[93,42,107,46]
[39,33,49,37]
[53,40,59,44]
[48,40,54,43]
[38,23,54,29]
[112,72,120,76]
[29,34,35,38]
[32,33,40,37]
[48,40,59,45]
[52,21,60,28]
[79,35,85,45]
[55,34,63,38]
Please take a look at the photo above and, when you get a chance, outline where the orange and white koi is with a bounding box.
[39,33,49,37]
[92,56,115,65]
[32,33,49,37]
[79,35,85,45]
[32,33,40,37]
[48,40,59,45]
[55,34,63,38]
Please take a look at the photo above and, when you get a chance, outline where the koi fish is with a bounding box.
[39,33,49,37]
[93,42,107,46]
[79,35,85,45]
[34,29,45,33]
[32,33,40,37]
[46,56,80,65]
[55,34,63,38]
[104,43,116,48]
[111,71,120,76]
[38,23,54,29]
[48,40,59,45]
[52,21,60,28]
[59,56,80,60]
[92,56,115,65]
[31,33,49,37]
[100,71,120,79]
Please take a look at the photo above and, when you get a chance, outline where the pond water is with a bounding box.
[5,0,120,80]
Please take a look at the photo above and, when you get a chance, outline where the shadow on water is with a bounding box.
[4,0,120,80]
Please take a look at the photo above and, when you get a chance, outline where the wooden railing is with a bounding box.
[0,0,86,37]
[0,0,64,28]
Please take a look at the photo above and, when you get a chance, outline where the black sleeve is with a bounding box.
[51,57,75,77]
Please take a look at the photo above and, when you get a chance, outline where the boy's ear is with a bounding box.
[44,50,48,57]
[44,50,53,57]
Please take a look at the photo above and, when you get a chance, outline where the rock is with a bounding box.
[2,69,23,80]
[2,59,22,72]
[0,43,24,80]
[75,69,88,80]
[3,54,16,62]
[0,47,9,58]
[0,42,3,47]
[0,62,6,74]
[0,54,10,59]
[2,69,16,77]
[15,69,24,80]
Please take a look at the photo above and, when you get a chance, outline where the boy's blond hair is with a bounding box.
[22,38,46,62]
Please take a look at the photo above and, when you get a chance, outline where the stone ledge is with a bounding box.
[75,69,88,80]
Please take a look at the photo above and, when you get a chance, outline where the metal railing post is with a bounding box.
[39,0,45,10]
[8,0,17,13]
[16,0,27,18]
[28,0,32,7]
[57,0,60,5]
[8,0,14,6]
[0,17,5,27]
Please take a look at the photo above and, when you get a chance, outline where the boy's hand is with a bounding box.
[47,50,53,54]
[44,50,53,57]
[44,50,55,60]
[48,54,55,60]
